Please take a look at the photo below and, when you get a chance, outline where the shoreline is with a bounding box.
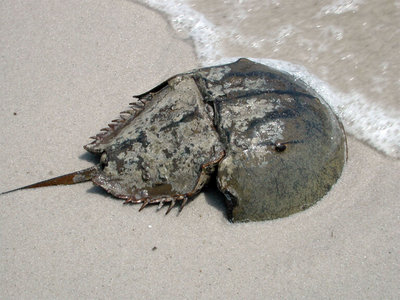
[1,1,399,299]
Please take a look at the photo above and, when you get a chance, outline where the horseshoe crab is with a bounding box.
[1,58,346,222]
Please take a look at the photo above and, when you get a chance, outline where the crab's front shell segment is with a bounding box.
[85,58,346,222]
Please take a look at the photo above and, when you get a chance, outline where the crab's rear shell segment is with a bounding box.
[85,58,346,222]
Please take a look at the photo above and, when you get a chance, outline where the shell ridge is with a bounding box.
[84,96,151,153]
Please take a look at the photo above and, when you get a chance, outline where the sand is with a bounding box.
[1,1,399,299]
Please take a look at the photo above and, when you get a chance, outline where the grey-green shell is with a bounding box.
[85,58,346,222]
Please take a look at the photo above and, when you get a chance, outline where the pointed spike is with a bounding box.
[130,103,144,109]
[1,166,99,195]
[89,136,97,140]
[157,201,164,210]
[179,196,188,212]
[165,199,176,215]
[138,199,149,211]
[157,197,167,210]
[130,99,143,104]
[120,110,133,115]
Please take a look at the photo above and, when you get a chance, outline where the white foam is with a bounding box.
[138,0,400,158]
[320,0,365,15]
[138,0,222,64]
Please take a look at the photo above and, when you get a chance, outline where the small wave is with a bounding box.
[138,0,222,64]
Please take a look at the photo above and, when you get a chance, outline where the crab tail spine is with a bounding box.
[1,165,100,195]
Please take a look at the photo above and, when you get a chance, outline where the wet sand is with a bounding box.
[1,1,399,299]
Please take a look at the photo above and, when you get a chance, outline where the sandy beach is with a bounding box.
[1,1,399,299]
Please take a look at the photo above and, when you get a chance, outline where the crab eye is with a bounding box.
[274,143,287,152]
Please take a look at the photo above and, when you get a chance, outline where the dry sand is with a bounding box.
[1,1,399,299]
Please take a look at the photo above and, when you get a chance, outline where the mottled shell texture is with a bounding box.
[84,58,346,222]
